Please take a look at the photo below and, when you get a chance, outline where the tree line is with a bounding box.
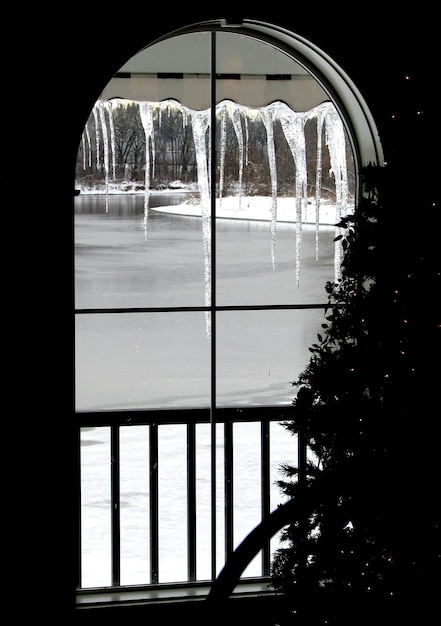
[76,100,355,199]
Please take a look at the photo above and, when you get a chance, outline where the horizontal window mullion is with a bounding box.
[74,302,332,315]
[75,306,210,315]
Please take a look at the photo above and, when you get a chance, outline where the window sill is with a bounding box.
[76,578,275,610]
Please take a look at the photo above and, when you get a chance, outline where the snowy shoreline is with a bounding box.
[150,198,343,225]
[76,187,353,226]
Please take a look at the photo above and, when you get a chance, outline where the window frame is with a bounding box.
[75,18,383,609]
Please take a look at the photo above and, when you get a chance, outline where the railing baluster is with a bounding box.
[149,423,159,583]
[187,422,197,580]
[111,425,120,586]
[261,420,271,575]
[224,420,234,562]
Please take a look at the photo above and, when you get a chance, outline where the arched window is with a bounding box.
[75,19,382,605]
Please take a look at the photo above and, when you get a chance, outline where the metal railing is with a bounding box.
[76,406,297,592]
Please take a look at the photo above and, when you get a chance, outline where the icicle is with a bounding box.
[85,123,92,169]
[98,101,110,212]
[181,106,189,129]
[229,103,244,212]
[259,105,278,269]
[323,104,349,282]
[217,101,245,211]
[139,101,155,238]
[92,106,100,171]
[190,108,211,337]
[106,101,116,181]
[278,103,308,289]
[218,103,227,207]
[314,108,326,261]
[244,114,249,167]
[81,132,87,170]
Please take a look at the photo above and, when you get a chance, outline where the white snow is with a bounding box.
[76,184,349,226]
[149,194,347,226]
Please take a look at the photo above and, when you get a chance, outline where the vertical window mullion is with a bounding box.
[111,425,120,586]
[210,30,218,582]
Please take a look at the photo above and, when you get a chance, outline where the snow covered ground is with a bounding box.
[151,194,344,225]
[76,182,353,226]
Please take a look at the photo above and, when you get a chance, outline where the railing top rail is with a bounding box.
[76,405,295,427]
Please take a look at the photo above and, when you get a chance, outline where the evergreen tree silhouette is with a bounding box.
[271,156,440,625]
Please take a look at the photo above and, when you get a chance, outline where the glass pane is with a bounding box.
[158,424,187,582]
[102,32,213,109]
[270,421,298,509]
[75,312,211,411]
[80,427,111,588]
[216,219,337,305]
[270,421,298,559]
[233,422,262,576]
[75,32,212,309]
[74,193,207,309]
[216,32,328,109]
[195,423,226,580]
[120,425,150,585]
[216,308,326,407]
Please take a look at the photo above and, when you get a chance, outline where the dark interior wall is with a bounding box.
[5,5,436,621]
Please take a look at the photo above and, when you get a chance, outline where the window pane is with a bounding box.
[76,31,213,310]
[80,427,111,588]
[120,425,150,585]
[216,32,327,109]
[75,312,211,411]
[216,219,336,305]
[270,421,298,558]
[270,421,298,509]
[158,424,187,582]
[195,423,226,580]
[75,194,207,309]
[216,308,326,407]
[103,32,212,109]
[233,422,262,576]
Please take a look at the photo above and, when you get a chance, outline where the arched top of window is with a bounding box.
[99,19,383,180]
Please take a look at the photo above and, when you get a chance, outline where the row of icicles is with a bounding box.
[81,98,352,336]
